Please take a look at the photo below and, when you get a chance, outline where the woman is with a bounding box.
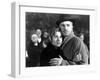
[40,28,63,66]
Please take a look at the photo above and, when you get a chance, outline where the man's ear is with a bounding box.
[72,25,74,29]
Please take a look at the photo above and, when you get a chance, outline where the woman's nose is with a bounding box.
[57,38,61,42]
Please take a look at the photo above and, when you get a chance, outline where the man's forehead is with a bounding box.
[60,21,73,25]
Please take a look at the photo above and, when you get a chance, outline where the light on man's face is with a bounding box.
[59,21,73,36]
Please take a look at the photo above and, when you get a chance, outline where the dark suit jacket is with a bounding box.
[40,43,63,66]
[27,40,43,67]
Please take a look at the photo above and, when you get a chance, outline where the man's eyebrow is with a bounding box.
[60,24,64,26]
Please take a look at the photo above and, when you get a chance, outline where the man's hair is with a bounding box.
[56,18,75,27]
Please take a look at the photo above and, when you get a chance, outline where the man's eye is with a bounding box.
[66,24,70,26]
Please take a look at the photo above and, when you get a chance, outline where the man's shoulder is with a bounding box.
[72,36,81,40]
[71,36,83,45]
[62,36,80,45]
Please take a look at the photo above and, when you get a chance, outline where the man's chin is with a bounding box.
[63,33,69,36]
[56,44,61,47]
[63,32,71,36]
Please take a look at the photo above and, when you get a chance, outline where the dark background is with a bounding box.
[26,12,90,50]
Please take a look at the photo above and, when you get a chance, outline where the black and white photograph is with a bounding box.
[11,2,96,77]
[25,12,90,67]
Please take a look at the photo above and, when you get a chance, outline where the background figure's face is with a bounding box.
[36,29,42,37]
[43,32,48,38]
[80,34,84,41]
[52,31,62,47]
[59,21,73,36]
[31,34,38,43]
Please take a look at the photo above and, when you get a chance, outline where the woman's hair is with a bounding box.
[49,28,61,41]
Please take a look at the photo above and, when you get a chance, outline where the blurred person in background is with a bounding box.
[42,31,50,48]
[78,33,90,64]
[26,29,43,67]
[36,29,42,43]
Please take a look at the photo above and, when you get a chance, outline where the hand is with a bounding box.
[49,55,63,66]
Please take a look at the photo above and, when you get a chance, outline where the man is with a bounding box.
[27,30,43,67]
[49,18,89,66]
[36,29,42,43]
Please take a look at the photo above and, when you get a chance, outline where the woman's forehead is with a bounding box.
[55,31,61,36]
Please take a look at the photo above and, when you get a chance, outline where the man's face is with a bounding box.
[52,31,62,47]
[59,21,73,36]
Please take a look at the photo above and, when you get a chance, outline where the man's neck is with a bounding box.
[64,31,74,38]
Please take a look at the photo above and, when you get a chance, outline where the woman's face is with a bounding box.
[52,31,62,47]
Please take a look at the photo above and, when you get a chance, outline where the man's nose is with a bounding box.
[63,25,67,29]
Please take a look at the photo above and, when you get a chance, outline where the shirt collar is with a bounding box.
[61,32,75,49]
